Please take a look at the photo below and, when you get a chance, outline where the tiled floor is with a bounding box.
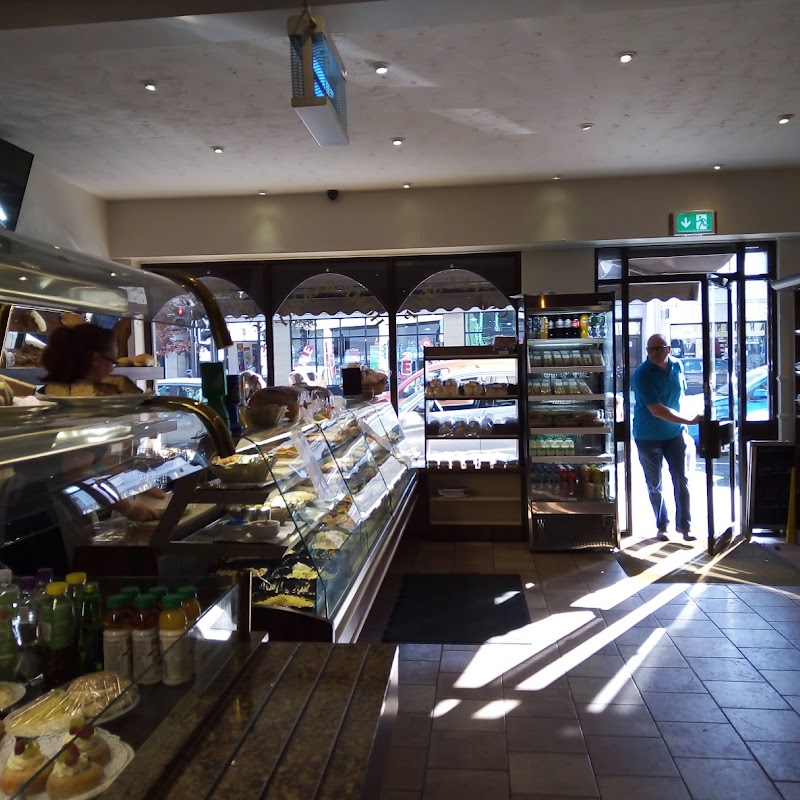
[363,536,800,800]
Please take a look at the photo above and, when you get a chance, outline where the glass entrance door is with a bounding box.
[702,277,738,554]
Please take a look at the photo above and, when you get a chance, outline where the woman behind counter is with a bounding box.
[41,323,165,523]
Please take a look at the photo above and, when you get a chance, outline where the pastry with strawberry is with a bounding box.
[60,717,111,766]
[0,736,54,795]
[46,743,104,799]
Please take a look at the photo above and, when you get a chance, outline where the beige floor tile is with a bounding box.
[739,647,800,671]
[383,747,428,791]
[431,698,506,731]
[596,775,691,800]
[503,693,578,719]
[585,735,678,777]
[686,655,763,682]
[399,684,437,714]
[568,675,644,705]
[618,643,688,668]
[687,585,739,600]
[566,653,626,678]
[508,752,599,797]
[694,597,754,614]
[676,756,781,800]
[391,714,433,749]
[705,611,775,630]
[399,644,443,662]
[670,636,743,658]
[575,702,659,737]
[665,619,727,638]
[427,729,509,770]
[723,629,794,648]
[400,659,440,685]
[750,741,800,781]
[641,691,727,723]
[724,708,800,742]
[630,666,707,693]
[439,648,480,673]
[704,680,790,710]
[658,720,750,759]
[760,670,800,695]
[756,606,800,623]
[506,717,586,753]
[423,768,510,800]
[436,672,504,700]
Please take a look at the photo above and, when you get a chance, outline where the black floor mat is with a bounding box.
[382,573,531,644]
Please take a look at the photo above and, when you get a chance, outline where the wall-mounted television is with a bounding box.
[0,138,34,231]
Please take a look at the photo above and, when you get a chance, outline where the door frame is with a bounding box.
[596,241,776,546]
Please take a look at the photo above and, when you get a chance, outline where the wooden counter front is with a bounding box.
[101,641,398,800]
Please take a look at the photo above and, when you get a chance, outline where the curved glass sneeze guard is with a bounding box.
[0,229,201,320]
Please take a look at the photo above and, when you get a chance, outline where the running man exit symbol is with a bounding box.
[672,210,717,235]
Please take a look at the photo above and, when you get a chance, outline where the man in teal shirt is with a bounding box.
[632,334,702,542]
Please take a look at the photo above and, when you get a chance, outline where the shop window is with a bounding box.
[275,274,388,388]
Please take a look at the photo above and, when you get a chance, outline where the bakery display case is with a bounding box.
[524,293,619,550]
[420,345,524,535]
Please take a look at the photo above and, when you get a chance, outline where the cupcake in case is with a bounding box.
[46,743,104,799]
[0,737,54,795]
[61,717,111,766]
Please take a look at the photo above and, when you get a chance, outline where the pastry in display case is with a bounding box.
[524,292,619,550]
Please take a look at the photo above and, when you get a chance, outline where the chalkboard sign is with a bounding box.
[746,441,794,534]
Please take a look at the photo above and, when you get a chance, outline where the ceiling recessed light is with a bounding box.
[553,175,561,180]
[580,123,594,131]
[374,62,389,75]
[211,146,224,154]
[18,276,27,281]
[778,114,794,124]
[258,191,267,196]
[403,183,412,189]
[714,164,723,170]
[617,52,636,63]
[110,272,116,277]
[143,81,157,92]
[391,137,405,146]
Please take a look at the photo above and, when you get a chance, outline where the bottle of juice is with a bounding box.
[0,569,19,682]
[102,594,132,680]
[39,581,77,688]
[131,594,161,685]
[176,586,201,624]
[78,582,104,675]
[150,586,169,611]
[120,586,140,610]
[159,594,190,686]
[65,572,87,602]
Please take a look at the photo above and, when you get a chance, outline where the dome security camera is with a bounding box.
[327,189,339,201]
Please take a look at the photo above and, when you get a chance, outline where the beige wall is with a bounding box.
[521,248,595,295]
[16,161,108,257]
[108,167,800,263]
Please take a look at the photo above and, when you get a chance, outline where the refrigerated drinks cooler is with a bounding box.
[524,293,619,550]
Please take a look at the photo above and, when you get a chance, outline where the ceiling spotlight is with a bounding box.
[714,164,723,170]
[258,191,267,195]
[211,146,224,154]
[778,114,794,124]
[142,81,157,92]
[391,137,405,146]
[374,63,389,75]
[553,175,561,180]
[403,183,412,189]
[580,123,594,131]
[617,52,636,63]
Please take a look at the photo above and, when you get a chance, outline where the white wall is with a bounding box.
[108,168,800,263]
[16,161,108,257]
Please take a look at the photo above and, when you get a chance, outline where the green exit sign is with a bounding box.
[672,210,716,235]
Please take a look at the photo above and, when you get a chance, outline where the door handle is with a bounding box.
[698,419,734,459]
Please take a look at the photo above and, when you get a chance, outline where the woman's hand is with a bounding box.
[114,498,164,522]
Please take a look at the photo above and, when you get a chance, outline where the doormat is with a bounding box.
[382,573,530,644]
[616,540,800,585]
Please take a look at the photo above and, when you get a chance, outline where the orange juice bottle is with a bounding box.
[159,594,190,686]
[176,586,201,624]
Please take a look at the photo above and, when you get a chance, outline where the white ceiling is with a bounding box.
[0,0,798,200]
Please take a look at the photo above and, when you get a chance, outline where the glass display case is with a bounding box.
[420,346,524,533]
[524,293,619,550]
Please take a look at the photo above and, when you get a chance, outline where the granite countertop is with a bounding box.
[101,640,398,800]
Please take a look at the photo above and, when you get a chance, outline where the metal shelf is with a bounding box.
[527,394,606,402]
[425,393,519,400]
[528,366,604,373]
[527,338,605,345]
[528,455,613,464]
[530,500,616,513]
[528,427,611,435]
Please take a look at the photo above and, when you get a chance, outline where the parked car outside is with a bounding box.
[156,377,204,401]
[682,357,729,395]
